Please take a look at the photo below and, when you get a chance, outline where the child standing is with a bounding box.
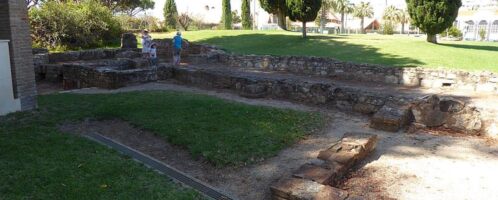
[149,43,158,66]
[141,29,152,58]
[172,31,188,65]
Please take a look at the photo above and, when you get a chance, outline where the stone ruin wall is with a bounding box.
[31,42,497,137]
[216,53,498,93]
[33,41,498,95]
[158,65,485,137]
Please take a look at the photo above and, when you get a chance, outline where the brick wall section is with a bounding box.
[0,0,37,111]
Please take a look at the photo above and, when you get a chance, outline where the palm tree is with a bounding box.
[353,2,374,34]
[382,5,398,34]
[396,9,410,34]
[331,0,354,34]
[383,5,398,22]
[318,0,335,32]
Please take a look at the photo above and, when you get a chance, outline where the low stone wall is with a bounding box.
[143,42,498,93]
[158,65,484,135]
[34,42,498,93]
[62,63,157,89]
[152,39,201,59]
[30,43,491,136]
[48,48,132,63]
[215,53,498,93]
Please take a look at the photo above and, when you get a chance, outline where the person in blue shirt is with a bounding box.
[172,31,188,65]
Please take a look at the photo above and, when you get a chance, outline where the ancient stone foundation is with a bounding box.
[218,54,498,93]
[31,41,495,137]
[157,65,484,135]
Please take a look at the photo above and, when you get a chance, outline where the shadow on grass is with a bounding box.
[195,33,425,67]
[439,43,498,52]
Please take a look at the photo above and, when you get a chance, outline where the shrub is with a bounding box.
[479,28,486,41]
[442,26,462,38]
[29,0,122,50]
[382,21,395,35]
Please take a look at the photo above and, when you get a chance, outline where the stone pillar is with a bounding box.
[0,0,37,112]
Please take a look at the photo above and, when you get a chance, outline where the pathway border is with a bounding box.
[84,132,236,200]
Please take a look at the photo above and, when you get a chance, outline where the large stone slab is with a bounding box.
[411,95,482,134]
[270,177,348,200]
[121,32,137,49]
[317,133,378,168]
[370,103,412,132]
[292,162,346,185]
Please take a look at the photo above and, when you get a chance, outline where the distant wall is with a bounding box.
[214,53,498,93]
[34,42,498,94]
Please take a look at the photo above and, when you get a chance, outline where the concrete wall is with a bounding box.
[0,0,37,114]
[0,41,21,115]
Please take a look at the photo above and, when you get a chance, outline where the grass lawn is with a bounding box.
[0,91,323,198]
[149,30,498,72]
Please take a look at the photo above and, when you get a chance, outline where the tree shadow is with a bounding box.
[194,33,425,68]
[438,43,498,52]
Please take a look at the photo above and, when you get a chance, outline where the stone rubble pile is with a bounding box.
[271,133,378,200]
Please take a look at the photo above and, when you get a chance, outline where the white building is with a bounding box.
[456,2,498,41]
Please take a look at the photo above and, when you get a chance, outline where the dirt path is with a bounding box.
[62,82,498,200]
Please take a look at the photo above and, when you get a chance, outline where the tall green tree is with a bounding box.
[259,0,288,30]
[406,0,462,43]
[221,0,233,29]
[163,0,178,30]
[287,0,322,38]
[118,0,155,16]
[241,0,252,29]
[331,0,353,33]
[353,2,374,33]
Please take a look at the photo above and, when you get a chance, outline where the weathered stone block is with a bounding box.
[318,133,378,168]
[444,106,482,134]
[240,84,267,98]
[116,50,141,59]
[370,104,412,132]
[341,132,378,153]
[270,177,348,200]
[121,32,137,49]
[352,103,378,115]
[292,163,345,185]
[411,95,447,127]
[411,95,483,134]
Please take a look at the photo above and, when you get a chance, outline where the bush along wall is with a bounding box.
[29,0,123,51]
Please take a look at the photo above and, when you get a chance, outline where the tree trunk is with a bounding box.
[360,18,365,34]
[302,21,307,38]
[340,12,345,34]
[427,34,437,43]
[277,10,287,30]
[401,23,405,34]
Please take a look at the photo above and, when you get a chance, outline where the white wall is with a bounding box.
[0,40,21,116]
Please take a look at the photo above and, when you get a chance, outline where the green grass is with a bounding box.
[149,30,498,72]
[0,91,324,198]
